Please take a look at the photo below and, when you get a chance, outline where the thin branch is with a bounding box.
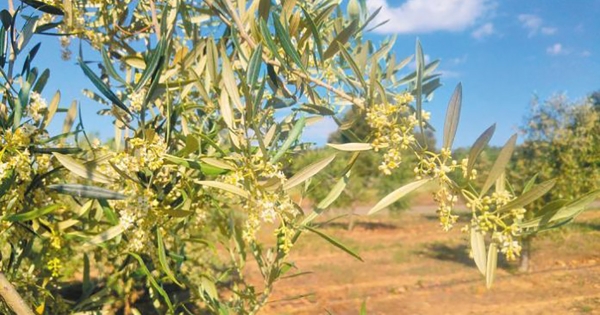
[223,0,250,44]
[149,0,161,41]
[8,0,15,14]
[0,273,35,315]
[203,0,232,28]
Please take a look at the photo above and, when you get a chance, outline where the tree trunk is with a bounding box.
[0,272,35,315]
[519,236,533,272]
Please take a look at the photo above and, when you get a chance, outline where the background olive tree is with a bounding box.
[510,93,600,271]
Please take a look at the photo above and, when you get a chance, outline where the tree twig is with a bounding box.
[8,0,15,14]
[149,0,161,41]
[0,272,35,315]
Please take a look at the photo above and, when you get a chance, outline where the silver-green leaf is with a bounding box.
[470,229,487,276]
[283,154,336,191]
[480,134,517,196]
[442,83,462,150]
[368,179,430,215]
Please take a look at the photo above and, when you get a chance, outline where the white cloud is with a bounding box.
[518,14,542,33]
[581,50,592,57]
[437,69,461,78]
[423,54,431,64]
[366,0,494,34]
[471,22,495,39]
[546,43,567,56]
[541,27,557,35]
[518,14,556,37]
[450,55,468,65]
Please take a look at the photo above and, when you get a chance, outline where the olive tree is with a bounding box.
[511,93,600,271]
[0,0,596,314]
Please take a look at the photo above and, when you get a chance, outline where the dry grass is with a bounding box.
[250,207,600,315]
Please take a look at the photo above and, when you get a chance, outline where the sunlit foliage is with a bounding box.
[0,0,597,313]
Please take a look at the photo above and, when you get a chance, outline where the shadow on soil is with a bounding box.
[421,242,514,270]
[421,243,473,267]
[317,220,398,231]
[57,280,202,314]
[570,221,600,231]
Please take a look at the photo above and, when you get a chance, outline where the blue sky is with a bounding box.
[309,0,600,148]
[6,0,600,149]
[311,0,600,147]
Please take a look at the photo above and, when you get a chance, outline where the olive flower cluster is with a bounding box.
[0,127,48,215]
[128,88,147,113]
[366,93,422,175]
[115,191,157,252]
[222,152,299,253]
[46,0,173,55]
[463,190,526,260]
[0,126,64,278]
[413,149,471,231]
[111,135,166,173]
[109,135,171,252]
[27,92,48,123]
